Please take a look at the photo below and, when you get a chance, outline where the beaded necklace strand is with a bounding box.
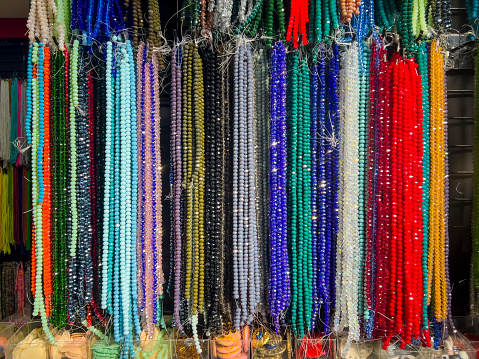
[364,41,382,335]
[269,41,289,334]
[417,42,432,333]
[253,45,270,318]
[204,49,224,333]
[287,50,313,337]
[42,45,52,318]
[171,44,184,331]
[370,52,427,349]
[183,43,194,315]
[334,42,361,351]
[301,54,313,335]
[247,41,261,326]
[232,40,260,329]
[152,46,164,328]
[26,0,64,49]
[74,46,94,323]
[219,51,233,330]
[51,50,69,327]
[371,46,391,339]
[237,0,286,42]
[328,44,341,334]
[30,44,37,307]
[181,42,206,351]
[113,39,123,343]
[429,40,451,343]
[287,51,300,336]
[311,58,320,330]
[128,39,141,340]
[29,42,56,345]
[357,41,371,319]
[286,0,309,48]
[136,42,164,337]
[312,49,333,332]
[101,40,114,312]
[232,42,244,329]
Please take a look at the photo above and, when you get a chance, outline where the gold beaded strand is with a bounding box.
[428,39,447,321]
[192,44,205,314]
[182,43,205,315]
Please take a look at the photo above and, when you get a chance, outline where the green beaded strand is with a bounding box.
[287,51,300,335]
[301,56,313,333]
[51,51,69,327]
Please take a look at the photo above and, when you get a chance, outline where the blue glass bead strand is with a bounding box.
[269,41,290,334]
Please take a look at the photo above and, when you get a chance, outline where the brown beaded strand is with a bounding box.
[147,0,162,60]
[340,0,360,22]
[132,0,143,48]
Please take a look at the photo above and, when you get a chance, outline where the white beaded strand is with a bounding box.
[334,42,361,351]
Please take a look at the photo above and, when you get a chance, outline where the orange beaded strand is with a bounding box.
[428,39,447,321]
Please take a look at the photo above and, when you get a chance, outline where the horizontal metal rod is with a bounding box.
[448,116,474,120]
[450,171,473,175]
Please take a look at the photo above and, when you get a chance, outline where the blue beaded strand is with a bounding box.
[139,44,148,315]
[318,53,330,332]
[328,45,341,315]
[126,40,141,340]
[311,62,320,329]
[269,41,290,334]
[37,44,44,203]
[149,60,159,324]
[107,43,117,313]
[113,48,122,342]
[102,40,113,311]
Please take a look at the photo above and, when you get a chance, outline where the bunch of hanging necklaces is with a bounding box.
[19,0,462,353]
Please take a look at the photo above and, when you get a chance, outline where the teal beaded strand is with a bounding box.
[300,56,313,333]
[358,41,371,317]
[287,51,300,335]
[417,42,431,328]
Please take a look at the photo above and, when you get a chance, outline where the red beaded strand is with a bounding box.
[376,53,425,349]
[375,53,392,342]
[286,0,309,48]
[42,46,52,317]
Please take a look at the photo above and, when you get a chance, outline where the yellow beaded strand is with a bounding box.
[428,39,447,321]
[192,44,205,314]
[182,43,205,315]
